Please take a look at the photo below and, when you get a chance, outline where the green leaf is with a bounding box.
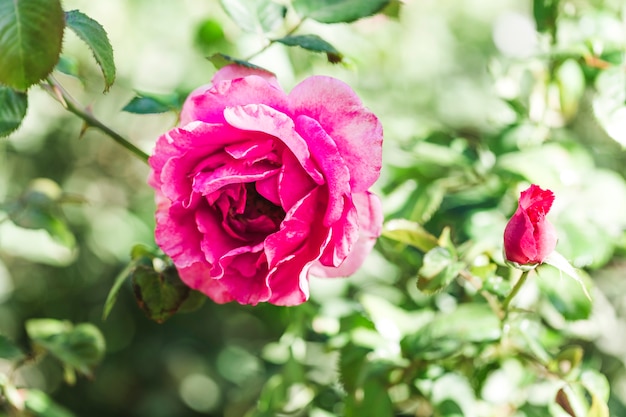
[0,0,64,90]
[402,304,500,359]
[382,219,439,252]
[103,244,160,320]
[338,345,370,393]
[417,247,464,295]
[381,0,402,18]
[177,289,207,314]
[593,66,626,147]
[102,262,134,320]
[122,92,182,114]
[581,369,610,403]
[537,262,592,321]
[549,346,584,377]
[208,53,267,71]
[556,59,585,120]
[543,251,592,301]
[26,319,105,377]
[274,35,343,63]
[132,265,197,323]
[0,86,28,137]
[219,0,286,33]
[410,182,445,224]
[293,0,390,23]
[256,374,288,414]
[0,334,24,361]
[55,55,79,78]
[345,379,394,417]
[24,389,76,417]
[532,0,559,34]
[6,178,75,247]
[64,10,116,92]
[587,395,610,417]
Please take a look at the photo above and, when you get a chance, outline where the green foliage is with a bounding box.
[417,246,465,294]
[122,92,182,115]
[23,389,76,417]
[0,86,28,137]
[0,334,23,361]
[26,319,105,380]
[0,0,64,90]
[274,35,343,64]
[1,178,75,247]
[219,0,286,33]
[208,53,266,71]
[132,265,205,324]
[293,0,390,23]
[64,10,116,92]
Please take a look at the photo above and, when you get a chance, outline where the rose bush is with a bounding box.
[148,64,383,306]
[503,184,557,266]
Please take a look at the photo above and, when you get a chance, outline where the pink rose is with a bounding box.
[503,184,557,266]
[148,65,383,306]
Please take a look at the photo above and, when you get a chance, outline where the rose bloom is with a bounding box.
[148,65,383,306]
[503,184,557,266]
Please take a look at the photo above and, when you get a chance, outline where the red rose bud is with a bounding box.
[503,184,557,266]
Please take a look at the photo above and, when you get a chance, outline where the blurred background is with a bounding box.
[2,0,626,416]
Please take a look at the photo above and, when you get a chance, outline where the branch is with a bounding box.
[43,77,150,164]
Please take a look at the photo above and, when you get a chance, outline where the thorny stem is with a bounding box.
[43,77,150,164]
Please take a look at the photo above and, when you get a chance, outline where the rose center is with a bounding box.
[225,183,285,240]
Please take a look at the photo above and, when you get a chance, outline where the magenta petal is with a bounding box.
[255,175,281,206]
[215,246,271,305]
[312,192,383,277]
[223,104,324,184]
[181,75,287,126]
[151,122,251,205]
[192,160,279,196]
[212,64,281,88]
[155,198,206,269]
[265,188,326,270]
[296,114,351,225]
[196,206,241,264]
[264,188,331,304]
[288,76,382,192]
[278,151,317,211]
[503,184,557,265]
[178,262,234,304]
[318,196,358,267]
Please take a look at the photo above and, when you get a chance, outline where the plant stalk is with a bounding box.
[502,270,531,314]
[44,77,150,164]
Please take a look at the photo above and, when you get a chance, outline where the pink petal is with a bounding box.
[180,74,287,126]
[311,192,383,277]
[317,195,359,268]
[155,198,206,269]
[192,160,279,196]
[264,188,331,304]
[195,205,242,264]
[277,151,317,211]
[214,245,272,305]
[212,64,280,88]
[223,104,324,185]
[288,76,383,192]
[177,262,234,304]
[295,114,351,225]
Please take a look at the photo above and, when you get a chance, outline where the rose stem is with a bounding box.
[502,270,531,315]
[43,76,150,164]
